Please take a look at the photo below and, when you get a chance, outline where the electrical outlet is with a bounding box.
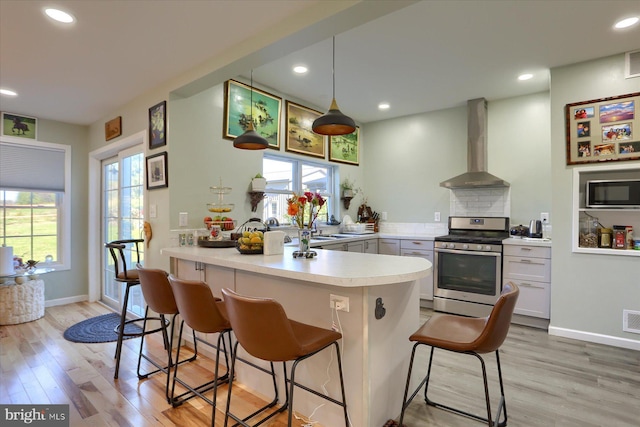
[541,212,549,224]
[330,294,349,312]
[434,212,441,222]
[381,211,388,221]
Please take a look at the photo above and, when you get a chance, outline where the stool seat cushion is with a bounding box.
[289,319,342,359]
[117,270,139,281]
[409,313,488,353]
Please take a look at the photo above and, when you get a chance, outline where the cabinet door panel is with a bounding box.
[364,239,378,254]
[378,239,400,255]
[176,259,204,281]
[506,279,550,318]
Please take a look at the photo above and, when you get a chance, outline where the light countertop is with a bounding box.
[162,245,432,287]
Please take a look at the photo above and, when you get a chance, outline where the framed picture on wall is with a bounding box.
[329,127,360,165]
[565,92,640,165]
[149,100,167,149]
[285,100,325,158]
[223,79,281,149]
[146,151,168,190]
[1,112,37,139]
[105,116,122,141]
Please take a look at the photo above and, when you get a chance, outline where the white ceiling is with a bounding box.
[1,1,639,127]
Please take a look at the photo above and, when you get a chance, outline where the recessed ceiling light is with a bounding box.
[44,8,75,24]
[378,103,390,110]
[615,16,639,29]
[0,88,18,96]
[518,73,534,81]
[293,65,308,74]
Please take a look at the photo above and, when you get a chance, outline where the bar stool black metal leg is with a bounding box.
[113,283,132,379]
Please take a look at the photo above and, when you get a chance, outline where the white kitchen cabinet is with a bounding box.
[364,239,378,254]
[175,258,206,281]
[400,239,434,301]
[503,245,551,319]
[348,241,365,253]
[378,239,400,255]
[319,238,377,253]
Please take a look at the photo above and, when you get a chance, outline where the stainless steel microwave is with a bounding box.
[586,179,640,208]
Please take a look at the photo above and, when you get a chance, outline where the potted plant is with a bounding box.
[251,173,266,192]
[340,177,359,198]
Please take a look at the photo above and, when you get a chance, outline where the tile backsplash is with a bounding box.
[450,187,511,217]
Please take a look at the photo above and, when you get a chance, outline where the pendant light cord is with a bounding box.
[332,36,336,100]
[250,69,254,126]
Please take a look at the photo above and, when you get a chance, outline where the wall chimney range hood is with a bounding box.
[440,98,510,189]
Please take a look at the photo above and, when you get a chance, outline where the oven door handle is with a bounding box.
[435,248,502,257]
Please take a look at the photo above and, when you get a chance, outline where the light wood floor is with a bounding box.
[1,302,639,427]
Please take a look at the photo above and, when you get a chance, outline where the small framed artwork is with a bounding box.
[329,127,360,165]
[146,151,168,190]
[149,100,167,149]
[224,79,281,149]
[565,92,640,165]
[285,100,325,158]
[1,112,37,139]
[105,116,122,141]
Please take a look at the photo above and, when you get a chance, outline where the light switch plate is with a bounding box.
[179,212,188,227]
[150,204,157,218]
[435,212,441,222]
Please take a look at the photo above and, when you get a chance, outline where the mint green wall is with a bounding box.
[362,92,551,225]
[362,106,464,222]
[33,119,89,301]
[550,53,640,339]
[489,92,551,225]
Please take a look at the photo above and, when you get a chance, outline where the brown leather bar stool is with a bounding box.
[105,238,144,379]
[168,276,233,426]
[398,282,519,427]
[221,288,349,427]
[135,266,198,403]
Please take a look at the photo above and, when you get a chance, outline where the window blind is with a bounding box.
[0,142,66,192]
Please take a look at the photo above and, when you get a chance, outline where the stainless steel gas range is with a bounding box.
[434,216,510,317]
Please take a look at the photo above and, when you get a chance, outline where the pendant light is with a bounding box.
[312,36,356,136]
[234,70,269,150]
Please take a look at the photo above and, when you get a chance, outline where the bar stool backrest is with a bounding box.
[105,239,143,282]
[168,276,229,334]
[473,282,519,353]
[221,288,303,362]
[136,267,178,316]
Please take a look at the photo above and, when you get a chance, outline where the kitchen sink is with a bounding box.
[311,236,338,241]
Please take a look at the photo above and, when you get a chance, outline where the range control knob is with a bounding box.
[462,244,469,250]
[476,245,483,250]
[448,243,456,249]
[484,245,492,251]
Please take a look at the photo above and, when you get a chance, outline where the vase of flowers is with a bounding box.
[287,191,325,258]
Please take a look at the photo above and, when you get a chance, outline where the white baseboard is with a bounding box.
[548,326,640,351]
[45,294,88,308]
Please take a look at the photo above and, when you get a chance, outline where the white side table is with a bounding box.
[0,268,54,325]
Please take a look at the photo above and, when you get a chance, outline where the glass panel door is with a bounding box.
[101,147,145,316]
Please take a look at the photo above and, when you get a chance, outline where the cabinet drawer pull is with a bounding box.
[520,247,532,251]
[520,282,544,289]
[519,259,531,263]
[411,241,423,245]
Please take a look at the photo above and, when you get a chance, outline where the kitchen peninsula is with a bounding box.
[161,245,432,427]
